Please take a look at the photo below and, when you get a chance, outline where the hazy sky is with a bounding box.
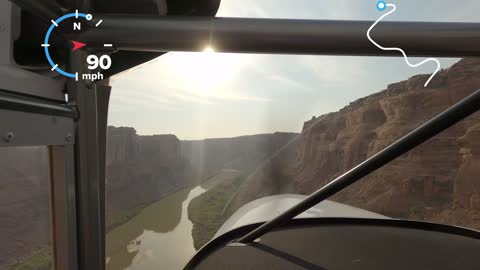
[108,0,479,140]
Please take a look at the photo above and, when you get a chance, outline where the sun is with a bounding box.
[203,46,215,53]
[165,46,247,94]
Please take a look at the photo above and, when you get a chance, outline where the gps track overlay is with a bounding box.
[367,1,441,87]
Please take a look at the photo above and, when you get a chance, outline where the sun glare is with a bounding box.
[203,46,215,53]
[166,46,247,95]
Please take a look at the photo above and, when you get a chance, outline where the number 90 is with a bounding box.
[87,55,112,70]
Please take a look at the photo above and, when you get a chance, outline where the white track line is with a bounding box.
[367,3,440,87]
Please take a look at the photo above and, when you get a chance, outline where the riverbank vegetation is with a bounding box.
[106,204,149,233]
[12,247,51,270]
[188,176,244,249]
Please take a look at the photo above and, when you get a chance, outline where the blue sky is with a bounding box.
[108,0,479,139]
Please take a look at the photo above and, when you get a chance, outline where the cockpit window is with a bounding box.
[102,1,480,269]
[0,147,52,270]
[106,52,480,269]
[2,1,480,270]
[217,0,479,22]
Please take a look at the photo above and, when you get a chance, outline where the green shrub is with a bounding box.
[13,248,51,270]
[188,177,244,249]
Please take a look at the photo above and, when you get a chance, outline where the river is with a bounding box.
[106,185,207,270]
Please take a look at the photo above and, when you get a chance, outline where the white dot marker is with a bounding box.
[51,64,58,71]
[51,20,58,27]
[86,14,93,21]
[376,1,387,11]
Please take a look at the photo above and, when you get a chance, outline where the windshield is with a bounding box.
[102,1,480,270]
[2,1,480,270]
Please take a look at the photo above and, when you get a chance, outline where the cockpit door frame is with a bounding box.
[0,90,79,270]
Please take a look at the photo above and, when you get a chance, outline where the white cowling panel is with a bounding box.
[215,194,389,239]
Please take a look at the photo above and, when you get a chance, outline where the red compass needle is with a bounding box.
[71,40,87,51]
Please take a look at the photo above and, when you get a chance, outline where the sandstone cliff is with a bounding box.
[230,58,480,230]
[181,132,298,180]
[106,127,190,215]
[106,126,139,165]
[1,124,296,266]
[105,127,297,225]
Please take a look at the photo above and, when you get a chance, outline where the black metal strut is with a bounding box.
[237,89,480,244]
[8,0,63,23]
[0,90,77,118]
[78,16,480,57]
